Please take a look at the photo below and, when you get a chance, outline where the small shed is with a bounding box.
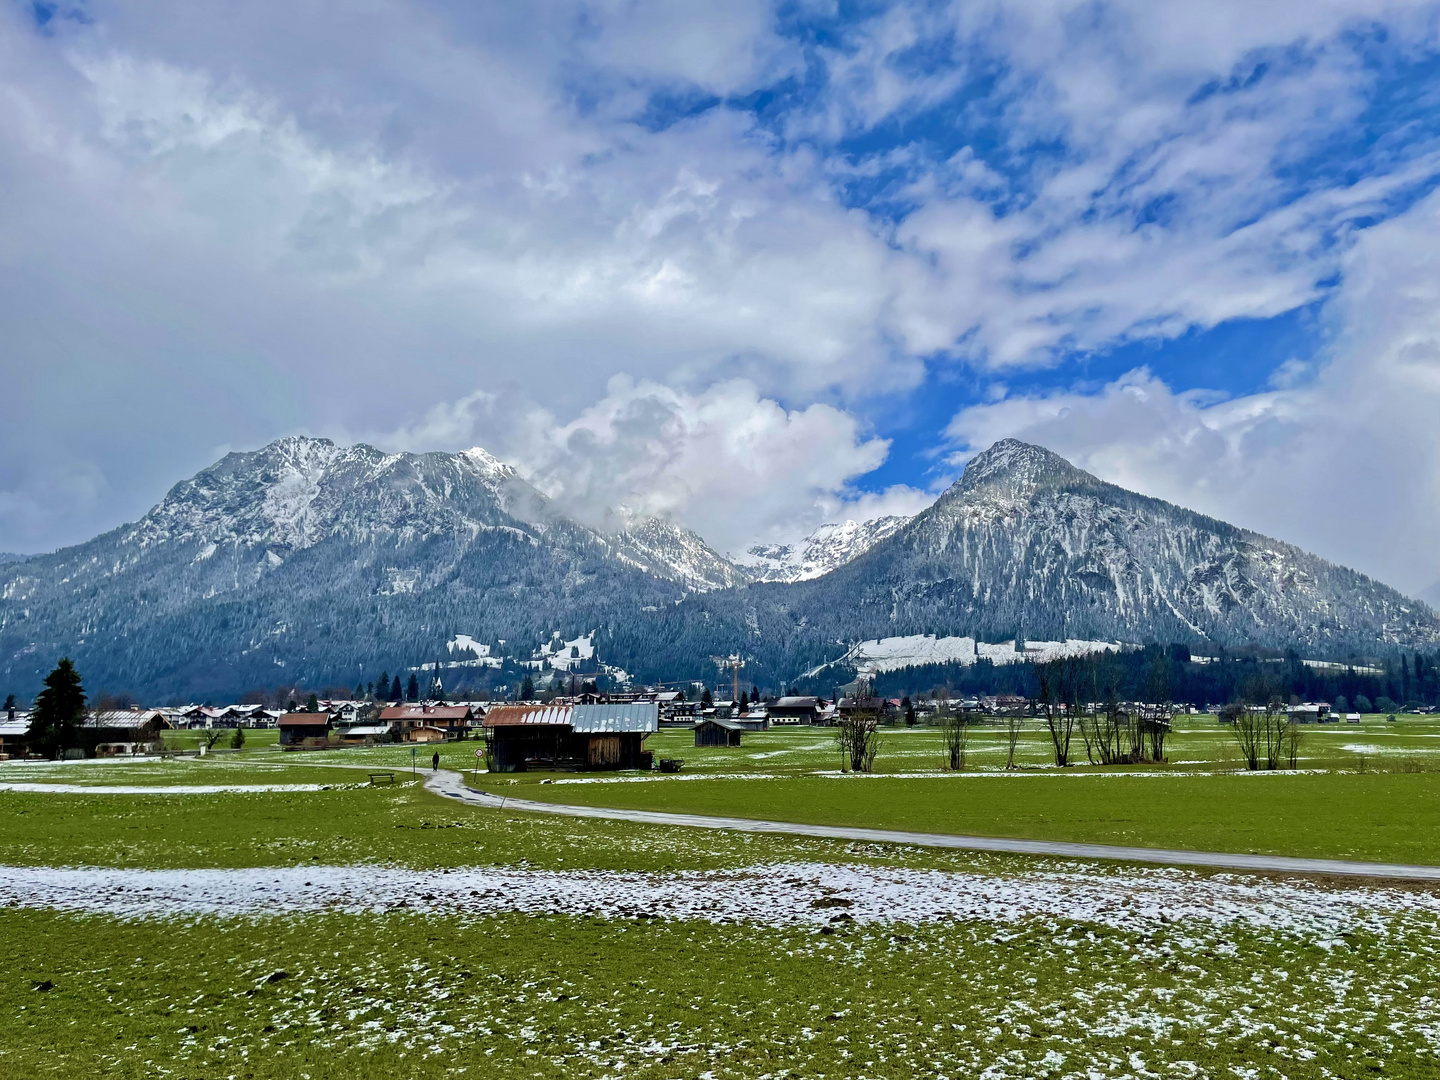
[694,717,743,747]
[278,712,334,747]
[338,723,392,745]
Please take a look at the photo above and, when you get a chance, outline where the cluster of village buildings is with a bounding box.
[0,688,1361,767]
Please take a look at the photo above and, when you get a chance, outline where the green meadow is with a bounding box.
[4,715,1440,1078]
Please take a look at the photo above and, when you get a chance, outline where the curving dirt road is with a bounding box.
[425,769,1440,882]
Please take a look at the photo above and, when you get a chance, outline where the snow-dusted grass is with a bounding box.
[8,898,1440,1078]
[8,858,1440,934]
[7,752,1440,1076]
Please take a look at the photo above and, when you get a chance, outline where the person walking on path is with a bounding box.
[432,751,440,772]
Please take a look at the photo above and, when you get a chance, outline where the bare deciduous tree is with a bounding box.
[837,714,882,773]
[1003,709,1024,770]
[1036,658,1082,767]
[941,705,969,771]
[1228,695,1300,771]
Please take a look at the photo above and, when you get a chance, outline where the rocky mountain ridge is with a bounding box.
[740,516,911,583]
[3,436,1436,697]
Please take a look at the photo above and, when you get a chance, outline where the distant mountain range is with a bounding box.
[2,436,1436,697]
[740,516,910,583]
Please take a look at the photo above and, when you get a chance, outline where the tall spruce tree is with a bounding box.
[29,658,86,760]
[391,674,403,701]
[406,673,419,702]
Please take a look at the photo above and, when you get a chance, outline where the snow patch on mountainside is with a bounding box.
[742,517,911,583]
[809,634,1123,678]
[540,632,595,671]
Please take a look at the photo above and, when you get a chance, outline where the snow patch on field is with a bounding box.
[812,634,1122,677]
[3,861,1439,937]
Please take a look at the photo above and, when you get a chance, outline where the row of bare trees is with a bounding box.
[1035,655,1173,767]
[1223,698,1303,770]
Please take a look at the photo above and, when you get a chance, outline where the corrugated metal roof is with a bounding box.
[694,716,743,731]
[572,702,658,734]
[81,711,171,729]
[378,705,473,720]
[483,705,572,728]
[340,724,391,736]
[0,719,29,737]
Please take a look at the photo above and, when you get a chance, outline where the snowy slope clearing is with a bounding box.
[809,634,1122,678]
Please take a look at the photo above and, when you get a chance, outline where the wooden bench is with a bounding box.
[368,771,396,786]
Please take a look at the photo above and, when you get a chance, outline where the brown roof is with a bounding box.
[278,712,332,726]
[482,705,572,728]
[378,705,474,721]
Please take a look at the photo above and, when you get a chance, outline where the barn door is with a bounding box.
[588,736,621,768]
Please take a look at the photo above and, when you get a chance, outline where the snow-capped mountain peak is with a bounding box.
[741,515,912,583]
[461,445,518,481]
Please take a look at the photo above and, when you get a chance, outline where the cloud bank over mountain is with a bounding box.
[2,1,1439,593]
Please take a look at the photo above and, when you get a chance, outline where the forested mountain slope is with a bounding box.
[0,438,737,695]
[3,437,1434,697]
[601,441,1440,686]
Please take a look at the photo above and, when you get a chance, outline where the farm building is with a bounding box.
[694,717,742,747]
[337,723,392,745]
[278,712,335,747]
[76,710,174,757]
[482,702,658,772]
[0,710,29,759]
[734,712,770,732]
[379,704,474,741]
[768,696,825,724]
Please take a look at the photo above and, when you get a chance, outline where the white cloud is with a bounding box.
[2,0,1440,564]
[944,185,1440,596]
[385,375,933,556]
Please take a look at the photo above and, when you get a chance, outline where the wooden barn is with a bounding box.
[76,710,174,757]
[482,703,658,772]
[278,712,334,747]
[694,717,742,747]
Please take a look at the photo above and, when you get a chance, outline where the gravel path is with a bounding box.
[426,769,1440,881]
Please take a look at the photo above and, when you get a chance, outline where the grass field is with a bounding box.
[471,716,1440,864]
[7,906,1439,1080]
[5,719,1440,1077]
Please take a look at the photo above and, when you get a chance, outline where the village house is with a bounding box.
[768,696,825,725]
[0,704,29,759]
[378,704,474,742]
[78,709,174,757]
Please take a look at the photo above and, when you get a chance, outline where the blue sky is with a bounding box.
[3,1,1440,596]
